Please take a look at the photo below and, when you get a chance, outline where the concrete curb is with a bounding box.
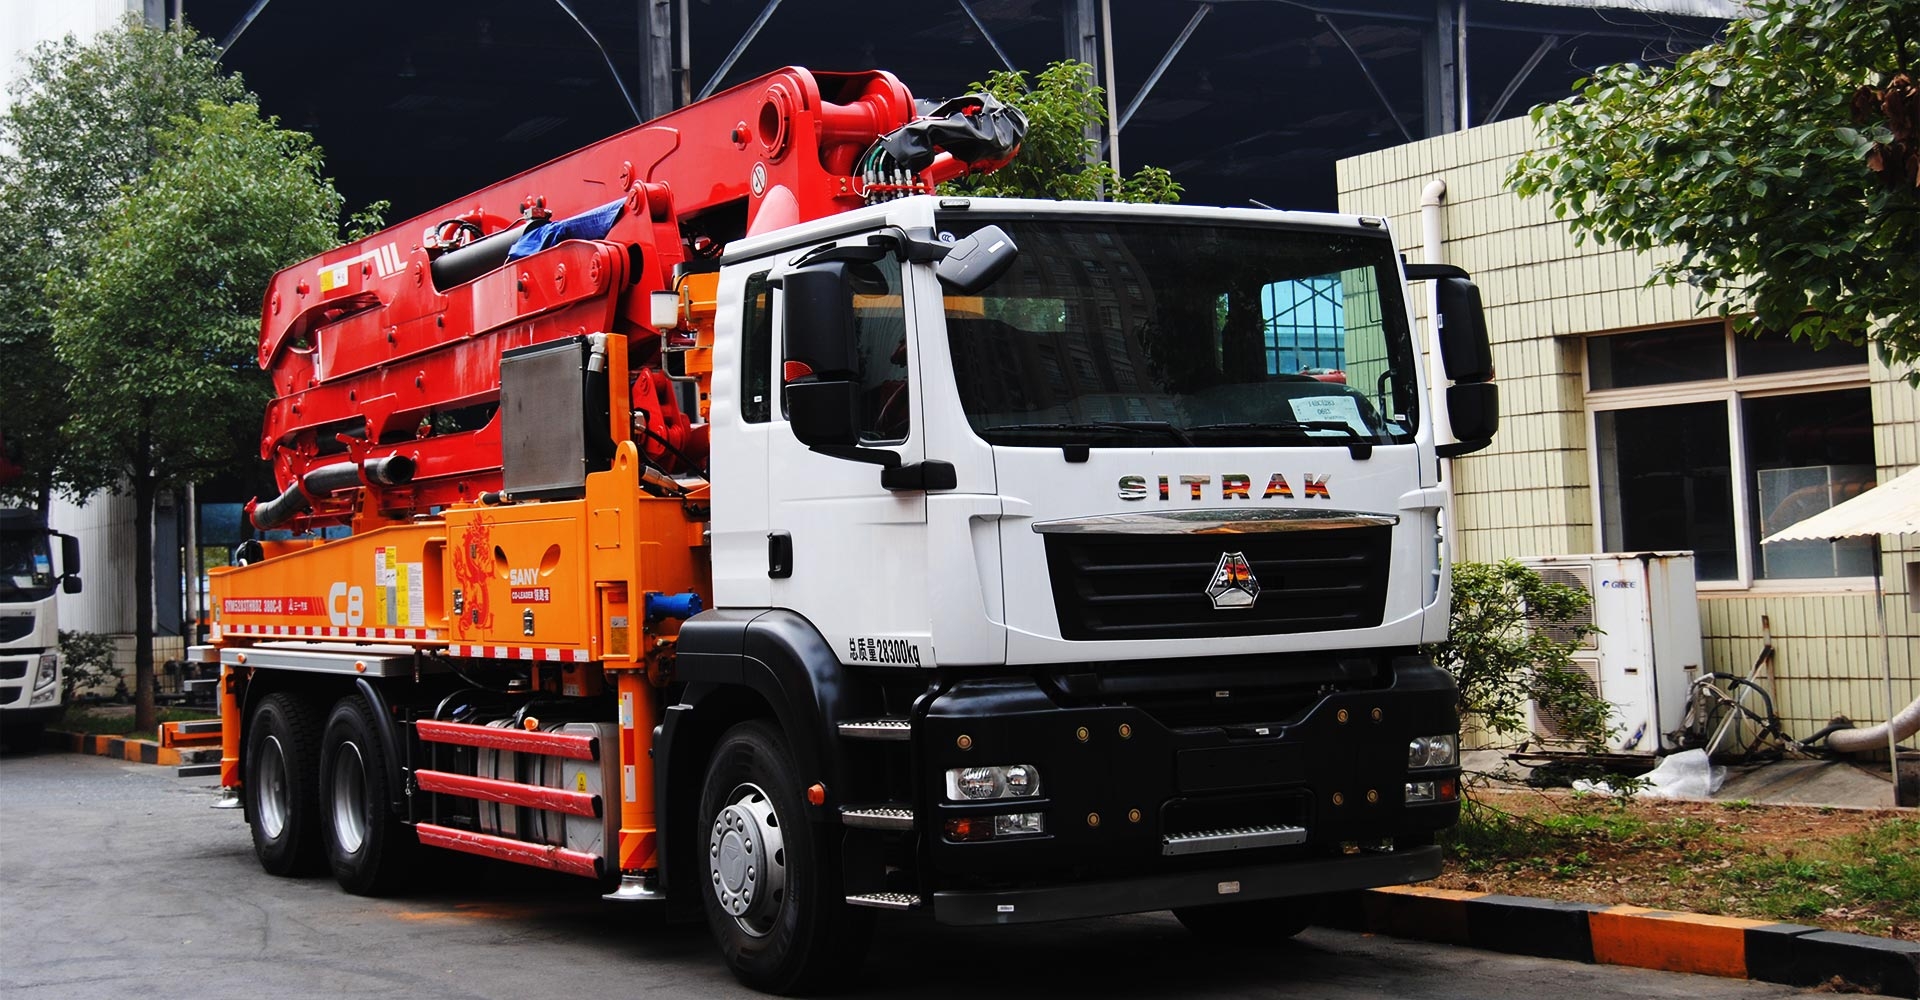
[1326,885,1919,997]
[43,730,221,775]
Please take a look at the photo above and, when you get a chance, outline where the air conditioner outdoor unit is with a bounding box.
[1519,552,1704,754]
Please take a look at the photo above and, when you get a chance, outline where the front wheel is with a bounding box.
[318,695,413,895]
[1172,897,1316,944]
[699,720,872,994]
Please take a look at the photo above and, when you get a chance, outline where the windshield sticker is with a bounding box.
[1287,395,1369,435]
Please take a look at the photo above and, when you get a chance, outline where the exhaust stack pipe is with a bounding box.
[251,455,416,530]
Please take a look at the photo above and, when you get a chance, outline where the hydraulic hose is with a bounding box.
[1826,694,1920,754]
[250,455,415,530]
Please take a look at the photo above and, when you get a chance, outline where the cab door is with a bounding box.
[763,250,932,667]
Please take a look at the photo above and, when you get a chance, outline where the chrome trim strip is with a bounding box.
[1032,509,1399,535]
[1162,823,1309,856]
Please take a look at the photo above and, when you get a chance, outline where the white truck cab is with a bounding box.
[0,509,82,750]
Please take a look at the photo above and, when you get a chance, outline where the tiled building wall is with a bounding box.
[1337,117,1919,748]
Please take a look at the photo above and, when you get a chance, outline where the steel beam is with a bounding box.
[699,0,784,100]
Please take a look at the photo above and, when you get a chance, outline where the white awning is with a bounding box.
[1762,466,1920,543]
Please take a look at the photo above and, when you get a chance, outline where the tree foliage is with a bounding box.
[51,97,350,730]
[942,61,1182,204]
[0,18,247,508]
[1430,560,1610,752]
[1509,0,1920,378]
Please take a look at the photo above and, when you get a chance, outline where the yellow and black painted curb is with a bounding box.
[1327,885,1919,998]
[44,730,184,767]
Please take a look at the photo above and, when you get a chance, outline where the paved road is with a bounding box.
[2,750,1817,999]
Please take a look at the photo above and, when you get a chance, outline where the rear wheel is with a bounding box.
[318,695,413,895]
[1172,897,1316,944]
[699,720,872,994]
[246,692,324,875]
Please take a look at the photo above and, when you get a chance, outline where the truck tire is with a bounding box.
[1172,898,1316,943]
[318,695,413,895]
[246,692,325,876]
[699,720,872,994]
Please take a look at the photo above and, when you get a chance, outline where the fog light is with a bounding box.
[993,812,1045,837]
[1407,734,1457,769]
[945,764,1042,801]
[1405,780,1436,804]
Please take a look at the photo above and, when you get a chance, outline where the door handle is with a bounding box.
[768,531,793,579]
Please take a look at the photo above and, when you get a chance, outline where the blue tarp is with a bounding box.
[506,197,628,261]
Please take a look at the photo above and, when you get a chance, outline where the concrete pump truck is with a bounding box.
[202,65,1498,993]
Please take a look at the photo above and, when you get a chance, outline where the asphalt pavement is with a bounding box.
[0,749,1820,999]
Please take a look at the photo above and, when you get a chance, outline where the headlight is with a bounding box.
[1407,734,1457,769]
[945,764,1042,801]
[33,652,58,688]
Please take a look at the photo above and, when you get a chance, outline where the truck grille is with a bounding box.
[1044,526,1391,640]
[0,659,28,681]
[0,615,33,643]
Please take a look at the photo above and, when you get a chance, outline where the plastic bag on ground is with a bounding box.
[1574,748,1725,799]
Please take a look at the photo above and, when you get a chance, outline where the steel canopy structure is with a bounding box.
[167,0,1733,217]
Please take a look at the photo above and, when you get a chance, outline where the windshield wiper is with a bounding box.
[983,421,1194,446]
[1188,421,1374,460]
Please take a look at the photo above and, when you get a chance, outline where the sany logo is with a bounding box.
[509,568,540,586]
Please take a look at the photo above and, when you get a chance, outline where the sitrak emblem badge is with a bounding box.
[1207,552,1260,609]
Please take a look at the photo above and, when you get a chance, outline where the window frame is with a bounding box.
[1582,320,1875,593]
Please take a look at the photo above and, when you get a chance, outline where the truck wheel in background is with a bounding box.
[318,695,413,895]
[246,692,325,875]
[699,720,873,994]
[1172,898,1316,943]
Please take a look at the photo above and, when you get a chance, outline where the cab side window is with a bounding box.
[849,257,909,443]
[741,271,773,423]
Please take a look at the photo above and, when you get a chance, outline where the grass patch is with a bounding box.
[58,705,216,743]
[1441,792,1918,939]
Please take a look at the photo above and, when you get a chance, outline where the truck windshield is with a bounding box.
[1,527,56,602]
[940,217,1420,449]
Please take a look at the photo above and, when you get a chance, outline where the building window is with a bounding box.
[1586,322,1873,586]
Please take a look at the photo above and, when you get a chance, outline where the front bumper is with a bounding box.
[913,652,1460,893]
[931,843,1441,925]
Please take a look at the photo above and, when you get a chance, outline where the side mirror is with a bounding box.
[63,575,83,595]
[781,263,860,378]
[1405,264,1498,457]
[786,380,861,447]
[935,225,1018,294]
[59,534,80,578]
[1434,276,1492,382]
[780,263,861,449]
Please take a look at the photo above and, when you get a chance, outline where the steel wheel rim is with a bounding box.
[256,734,290,839]
[330,740,368,855]
[708,782,788,938]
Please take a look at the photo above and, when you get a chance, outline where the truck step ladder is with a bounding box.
[840,805,914,830]
[845,891,922,911]
[837,718,912,741]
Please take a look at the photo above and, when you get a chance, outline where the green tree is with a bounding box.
[943,60,1182,204]
[51,95,351,731]
[1509,0,1920,378]
[1429,560,1609,752]
[0,18,247,515]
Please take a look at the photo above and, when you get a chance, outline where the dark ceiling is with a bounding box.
[178,0,1725,218]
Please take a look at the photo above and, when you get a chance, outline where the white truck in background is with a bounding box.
[0,508,83,750]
